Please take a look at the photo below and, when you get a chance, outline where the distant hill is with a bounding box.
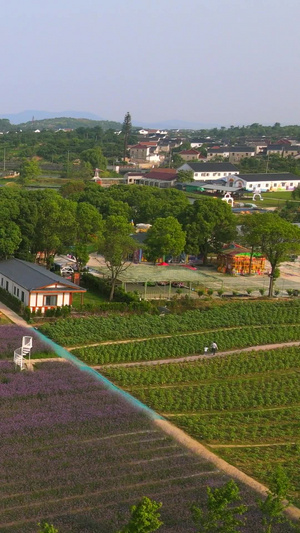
[2,110,102,124]
[5,117,122,132]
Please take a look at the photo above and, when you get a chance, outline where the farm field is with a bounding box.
[101,346,300,507]
[40,299,300,348]
[0,358,284,533]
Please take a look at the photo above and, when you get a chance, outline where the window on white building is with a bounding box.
[21,291,25,303]
[45,295,57,306]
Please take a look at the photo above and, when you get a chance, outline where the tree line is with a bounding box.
[1,184,300,299]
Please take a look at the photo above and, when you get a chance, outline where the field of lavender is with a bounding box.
[0,359,294,533]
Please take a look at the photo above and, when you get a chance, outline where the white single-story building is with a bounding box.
[224,172,300,192]
[177,162,239,181]
[0,259,86,313]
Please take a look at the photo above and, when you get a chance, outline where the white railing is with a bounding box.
[13,336,33,370]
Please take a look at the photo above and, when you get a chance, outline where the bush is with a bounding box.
[207,289,214,296]
[0,287,23,313]
[259,288,265,296]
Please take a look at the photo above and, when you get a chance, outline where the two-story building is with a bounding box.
[228,147,255,163]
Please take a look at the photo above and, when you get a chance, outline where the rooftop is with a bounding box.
[0,259,85,292]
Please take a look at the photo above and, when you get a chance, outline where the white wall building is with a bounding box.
[0,259,85,313]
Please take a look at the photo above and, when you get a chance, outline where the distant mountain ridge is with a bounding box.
[1,110,103,124]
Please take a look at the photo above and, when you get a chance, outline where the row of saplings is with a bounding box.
[37,468,298,533]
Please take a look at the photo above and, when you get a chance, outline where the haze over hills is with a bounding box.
[0,110,221,130]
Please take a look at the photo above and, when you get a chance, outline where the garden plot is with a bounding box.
[101,346,300,507]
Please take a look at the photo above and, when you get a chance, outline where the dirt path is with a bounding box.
[92,340,300,368]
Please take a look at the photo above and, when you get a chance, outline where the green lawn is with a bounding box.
[72,289,106,309]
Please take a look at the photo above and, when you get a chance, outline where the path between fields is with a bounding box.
[91,340,300,368]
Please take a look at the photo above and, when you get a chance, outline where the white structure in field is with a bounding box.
[222,192,234,207]
[14,336,33,370]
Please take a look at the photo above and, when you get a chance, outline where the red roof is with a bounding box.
[144,170,177,181]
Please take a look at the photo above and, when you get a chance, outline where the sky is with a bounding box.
[1,0,300,127]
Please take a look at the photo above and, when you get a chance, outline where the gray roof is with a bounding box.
[0,259,85,292]
[238,172,300,183]
[229,146,255,153]
[182,162,238,172]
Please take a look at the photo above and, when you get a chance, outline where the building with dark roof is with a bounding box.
[177,162,239,181]
[0,259,86,313]
[224,172,300,191]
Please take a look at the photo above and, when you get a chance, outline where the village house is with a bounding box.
[206,147,230,160]
[224,172,300,192]
[177,162,239,181]
[129,142,161,164]
[228,146,256,163]
[178,148,201,161]
[0,259,86,313]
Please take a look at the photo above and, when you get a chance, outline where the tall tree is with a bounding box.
[144,216,186,263]
[191,480,247,533]
[18,158,40,185]
[122,112,132,161]
[98,215,137,300]
[118,496,163,533]
[241,213,300,296]
[182,198,236,265]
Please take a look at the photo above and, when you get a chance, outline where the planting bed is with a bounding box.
[39,299,300,347]
[0,359,285,533]
[102,346,300,506]
[73,324,300,364]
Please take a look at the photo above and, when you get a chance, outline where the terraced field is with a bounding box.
[101,346,300,507]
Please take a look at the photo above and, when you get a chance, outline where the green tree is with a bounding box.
[37,522,58,533]
[258,467,292,532]
[98,215,137,300]
[191,480,247,533]
[242,213,300,296]
[74,202,103,270]
[31,190,77,266]
[19,158,40,185]
[122,112,132,161]
[118,496,163,533]
[144,216,186,263]
[183,198,236,265]
[0,221,22,259]
[176,170,194,183]
[80,147,107,170]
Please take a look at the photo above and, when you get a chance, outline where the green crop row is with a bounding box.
[73,325,300,365]
[135,373,300,413]
[171,406,300,445]
[40,299,300,346]
[101,346,300,386]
